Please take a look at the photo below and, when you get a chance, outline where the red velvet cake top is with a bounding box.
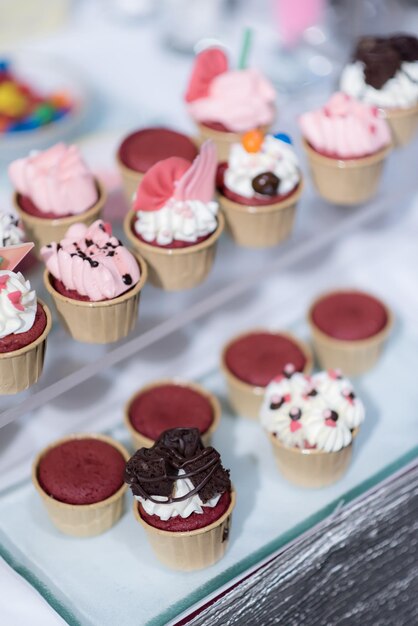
[38,438,126,505]
[0,302,46,354]
[118,127,198,173]
[224,331,308,387]
[311,291,388,341]
[129,383,214,440]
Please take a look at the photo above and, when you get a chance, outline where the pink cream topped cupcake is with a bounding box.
[185,46,276,160]
[124,141,224,290]
[300,92,391,205]
[260,368,365,487]
[9,143,106,254]
[42,219,147,343]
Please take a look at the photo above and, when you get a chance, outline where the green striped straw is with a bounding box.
[238,27,253,70]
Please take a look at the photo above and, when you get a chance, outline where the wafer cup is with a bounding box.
[124,379,221,449]
[196,123,271,161]
[302,139,391,205]
[133,490,235,571]
[383,102,418,147]
[221,330,313,420]
[13,180,106,258]
[32,434,130,537]
[116,152,144,207]
[219,181,303,248]
[0,300,52,395]
[43,255,147,343]
[123,209,224,291]
[268,429,359,488]
[308,292,393,376]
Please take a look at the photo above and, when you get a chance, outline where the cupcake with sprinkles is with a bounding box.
[217,129,303,247]
[0,242,51,394]
[9,143,106,255]
[260,368,364,487]
[41,219,147,343]
[125,427,235,570]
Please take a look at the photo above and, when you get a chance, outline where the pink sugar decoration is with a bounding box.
[290,421,302,432]
[8,290,24,311]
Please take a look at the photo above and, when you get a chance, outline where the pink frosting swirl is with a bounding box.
[41,220,140,302]
[299,92,391,158]
[188,69,275,133]
[8,143,98,217]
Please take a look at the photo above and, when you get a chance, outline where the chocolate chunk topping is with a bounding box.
[252,171,280,196]
[328,410,339,422]
[353,34,418,89]
[85,239,93,247]
[122,273,132,285]
[124,427,231,505]
[307,388,318,397]
[270,398,285,411]
[289,408,302,421]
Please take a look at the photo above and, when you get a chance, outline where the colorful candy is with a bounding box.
[0,59,75,134]
[242,129,264,153]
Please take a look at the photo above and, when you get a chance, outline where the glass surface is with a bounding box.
[0,317,417,625]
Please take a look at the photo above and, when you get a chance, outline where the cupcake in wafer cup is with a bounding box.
[340,34,418,147]
[217,130,303,247]
[221,328,313,419]
[300,92,391,205]
[32,433,130,537]
[308,289,393,376]
[42,219,147,343]
[123,140,223,291]
[0,243,52,394]
[260,368,364,488]
[185,46,276,161]
[124,379,221,449]
[9,143,106,256]
[116,127,199,205]
[125,427,235,571]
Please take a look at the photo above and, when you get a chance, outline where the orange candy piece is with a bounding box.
[242,129,264,153]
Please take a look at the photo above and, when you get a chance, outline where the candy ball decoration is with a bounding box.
[252,172,280,196]
[242,129,264,153]
[274,132,292,145]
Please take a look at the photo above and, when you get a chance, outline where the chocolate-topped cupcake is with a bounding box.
[341,33,418,146]
[126,428,235,570]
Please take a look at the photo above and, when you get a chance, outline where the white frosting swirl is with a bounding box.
[260,368,364,453]
[341,60,418,109]
[0,213,24,247]
[0,270,36,339]
[260,372,312,448]
[134,199,218,246]
[224,135,300,199]
[135,469,220,521]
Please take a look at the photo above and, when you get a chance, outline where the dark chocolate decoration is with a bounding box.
[270,397,285,411]
[289,408,302,421]
[252,172,280,196]
[124,427,231,505]
[328,410,339,422]
[122,273,132,285]
[353,34,418,89]
[307,389,318,397]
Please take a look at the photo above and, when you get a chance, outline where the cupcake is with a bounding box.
[123,140,224,291]
[260,368,364,487]
[41,219,147,343]
[221,329,312,419]
[308,289,393,376]
[124,379,221,449]
[300,92,391,205]
[340,34,418,146]
[0,244,51,394]
[185,46,276,160]
[32,434,129,537]
[116,127,199,205]
[9,143,106,255]
[217,130,303,247]
[125,427,235,571]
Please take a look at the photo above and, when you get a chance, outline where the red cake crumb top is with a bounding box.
[139,490,231,532]
[225,331,307,387]
[118,128,198,174]
[0,302,47,354]
[38,438,126,505]
[129,384,214,441]
[311,291,388,341]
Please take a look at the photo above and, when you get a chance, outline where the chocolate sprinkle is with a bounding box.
[124,428,231,505]
[122,273,132,285]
